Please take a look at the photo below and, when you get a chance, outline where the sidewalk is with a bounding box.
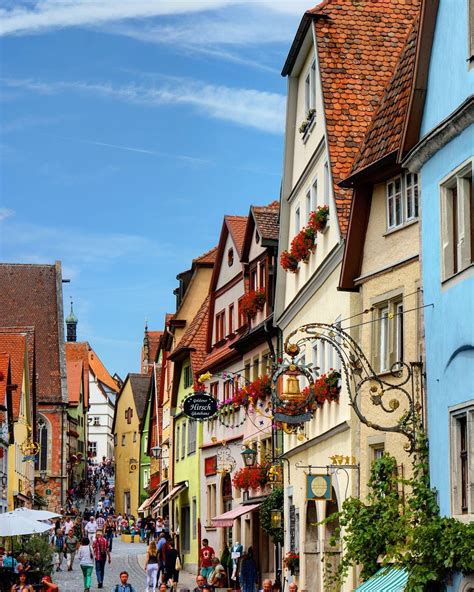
[137,553,197,591]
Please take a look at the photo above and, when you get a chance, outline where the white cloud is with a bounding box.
[0,207,15,221]
[0,1,308,36]
[3,76,286,134]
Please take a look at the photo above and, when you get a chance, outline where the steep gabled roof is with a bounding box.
[348,20,419,179]
[193,246,218,266]
[169,296,210,375]
[225,216,248,257]
[282,0,420,235]
[66,359,83,406]
[88,348,119,392]
[0,263,65,403]
[128,373,151,422]
[0,333,27,420]
[65,342,90,407]
[242,203,280,262]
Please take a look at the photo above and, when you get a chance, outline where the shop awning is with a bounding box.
[152,481,188,514]
[137,482,168,513]
[355,567,407,591]
[211,503,261,528]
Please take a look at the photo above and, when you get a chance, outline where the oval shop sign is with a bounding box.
[183,392,218,421]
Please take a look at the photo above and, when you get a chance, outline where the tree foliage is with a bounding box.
[324,435,474,591]
[259,486,284,544]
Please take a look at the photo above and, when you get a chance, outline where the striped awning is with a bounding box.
[211,503,261,528]
[355,567,407,591]
[152,481,188,514]
[137,482,168,513]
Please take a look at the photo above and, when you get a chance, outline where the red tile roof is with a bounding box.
[0,353,9,411]
[252,204,280,242]
[65,342,90,408]
[199,331,241,374]
[349,20,419,177]
[66,359,83,406]
[0,333,27,420]
[171,296,210,377]
[88,348,119,392]
[141,330,163,373]
[225,216,248,257]
[193,246,218,266]
[290,0,420,235]
[0,263,64,402]
[0,327,35,402]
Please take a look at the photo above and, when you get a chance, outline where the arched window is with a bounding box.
[35,416,48,472]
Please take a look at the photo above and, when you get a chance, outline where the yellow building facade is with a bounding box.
[113,373,150,516]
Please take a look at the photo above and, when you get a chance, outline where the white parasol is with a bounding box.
[12,507,62,521]
[0,511,52,537]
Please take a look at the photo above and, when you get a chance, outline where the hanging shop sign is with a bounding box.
[182,392,218,421]
[306,474,332,500]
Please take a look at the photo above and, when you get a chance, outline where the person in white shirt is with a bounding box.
[64,518,74,535]
[85,517,97,541]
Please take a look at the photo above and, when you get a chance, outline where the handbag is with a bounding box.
[175,554,182,571]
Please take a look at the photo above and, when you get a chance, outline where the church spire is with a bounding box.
[65,298,78,342]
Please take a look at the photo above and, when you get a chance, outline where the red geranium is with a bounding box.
[232,464,269,491]
[289,227,315,262]
[280,250,299,273]
[308,205,330,232]
[240,288,266,318]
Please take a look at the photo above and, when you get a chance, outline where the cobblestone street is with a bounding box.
[53,538,196,592]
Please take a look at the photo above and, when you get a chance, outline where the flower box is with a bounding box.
[308,205,330,233]
[232,464,269,491]
[240,288,266,319]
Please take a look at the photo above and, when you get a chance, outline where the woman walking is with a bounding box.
[77,537,94,592]
[239,547,257,592]
[144,540,159,592]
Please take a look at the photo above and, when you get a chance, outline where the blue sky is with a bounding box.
[0,0,308,378]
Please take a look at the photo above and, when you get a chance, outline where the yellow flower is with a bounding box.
[199,371,212,382]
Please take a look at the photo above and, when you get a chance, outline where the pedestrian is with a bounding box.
[144,540,159,592]
[156,532,167,582]
[51,529,65,572]
[164,539,180,591]
[10,571,33,592]
[287,584,298,592]
[92,529,110,589]
[192,574,207,592]
[207,556,227,590]
[260,579,272,592]
[112,570,136,592]
[158,585,167,592]
[105,516,115,551]
[40,576,59,591]
[84,516,97,541]
[64,528,79,571]
[63,516,74,535]
[199,538,215,580]
[239,548,257,592]
[77,536,94,592]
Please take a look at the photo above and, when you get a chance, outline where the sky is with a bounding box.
[0,0,308,378]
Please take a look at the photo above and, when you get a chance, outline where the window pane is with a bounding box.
[395,303,404,364]
[380,307,389,371]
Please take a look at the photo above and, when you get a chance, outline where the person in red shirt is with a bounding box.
[92,530,110,589]
[199,539,215,579]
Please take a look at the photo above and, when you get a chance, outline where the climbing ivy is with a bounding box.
[259,486,284,544]
[323,434,474,591]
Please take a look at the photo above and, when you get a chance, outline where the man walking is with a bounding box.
[112,570,136,592]
[51,528,65,572]
[85,516,97,541]
[199,538,215,580]
[92,529,110,589]
[64,528,79,571]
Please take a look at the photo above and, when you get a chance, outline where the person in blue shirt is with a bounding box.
[3,552,18,571]
[112,570,136,592]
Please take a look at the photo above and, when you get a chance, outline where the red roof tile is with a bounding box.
[88,348,119,392]
[66,359,83,406]
[170,296,210,376]
[252,204,280,242]
[199,331,241,374]
[0,333,27,420]
[0,353,9,411]
[193,246,218,265]
[0,327,35,403]
[349,20,419,177]
[225,216,248,257]
[0,263,64,402]
[300,0,420,234]
[65,342,90,407]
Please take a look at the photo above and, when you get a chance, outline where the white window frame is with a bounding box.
[405,172,419,221]
[386,172,420,230]
[449,401,474,519]
[311,178,318,211]
[440,160,473,281]
[379,306,390,373]
[295,206,301,234]
[373,297,404,374]
[304,58,317,114]
[386,176,403,229]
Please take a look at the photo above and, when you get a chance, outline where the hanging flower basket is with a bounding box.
[308,205,330,232]
[240,288,266,318]
[280,250,299,273]
[232,464,269,491]
[302,369,341,408]
[283,552,300,574]
[234,374,272,408]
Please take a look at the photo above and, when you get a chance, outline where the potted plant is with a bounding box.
[280,250,299,273]
[283,551,300,575]
[240,288,266,318]
[290,227,316,263]
[308,205,330,232]
[298,108,316,136]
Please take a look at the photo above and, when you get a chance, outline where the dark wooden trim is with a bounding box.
[399,0,440,159]
[339,184,373,291]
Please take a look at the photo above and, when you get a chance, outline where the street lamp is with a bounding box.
[241,445,258,468]
[271,509,282,529]
[151,444,169,460]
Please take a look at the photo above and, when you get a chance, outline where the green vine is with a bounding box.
[259,486,284,544]
[323,435,474,591]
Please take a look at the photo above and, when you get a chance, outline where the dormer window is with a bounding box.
[255,230,260,244]
[228,248,234,267]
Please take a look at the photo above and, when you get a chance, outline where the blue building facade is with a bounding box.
[404,1,473,589]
